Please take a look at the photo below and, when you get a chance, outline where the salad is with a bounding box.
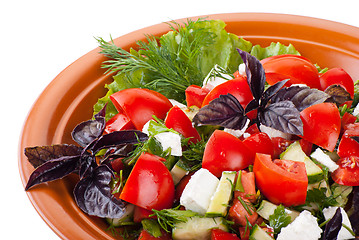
[24,19,359,240]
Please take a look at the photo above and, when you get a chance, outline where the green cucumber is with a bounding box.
[172,216,227,240]
[106,204,135,227]
[249,224,274,240]
[206,171,236,217]
[257,200,299,222]
[280,141,323,183]
[171,162,188,185]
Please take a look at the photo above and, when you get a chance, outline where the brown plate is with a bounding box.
[18,13,359,239]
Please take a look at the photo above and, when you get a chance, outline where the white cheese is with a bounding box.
[202,64,232,90]
[155,131,182,156]
[259,124,292,140]
[237,63,246,76]
[180,168,219,215]
[277,210,322,240]
[323,207,355,240]
[169,99,187,109]
[310,148,339,172]
[353,102,359,117]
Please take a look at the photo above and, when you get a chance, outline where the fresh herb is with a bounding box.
[268,205,291,236]
[349,186,359,235]
[141,219,163,237]
[150,208,199,232]
[25,106,148,218]
[305,187,338,221]
[94,19,253,120]
[180,138,206,171]
[325,84,352,107]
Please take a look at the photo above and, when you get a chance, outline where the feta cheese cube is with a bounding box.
[180,168,219,215]
[277,210,322,240]
[311,148,339,172]
[155,131,182,156]
[323,207,355,240]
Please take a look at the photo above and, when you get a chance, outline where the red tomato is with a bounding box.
[110,88,172,130]
[319,68,354,97]
[228,198,258,227]
[201,77,253,112]
[337,123,359,158]
[110,158,124,173]
[300,103,341,152]
[253,153,308,206]
[299,138,313,156]
[244,123,260,135]
[185,85,210,108]
[211,228,240,240]
[174,172,194,202]
[104,112,135,134]
[202,130,254,178]
[261,54,321,89]
[271,137,293,159]
[133,206,156,223]
[234,171,257,203]
[137,229,172,240]
[341,112,357,134]
[331,156,359,186]
[165,106,201,144]
[243,132,274,157]
[120,152,175,210]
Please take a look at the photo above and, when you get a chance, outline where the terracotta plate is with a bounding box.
[18,13,359,239]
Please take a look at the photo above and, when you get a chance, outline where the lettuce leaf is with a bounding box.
[94,19,300,120]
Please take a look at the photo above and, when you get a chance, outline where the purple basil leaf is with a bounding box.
[25,155,80,190]
[325,85,352,106]
[74,165,126,218]
[71,109,107,147]
[193,94,249,130]
[91,130,148,154]
[245,99,260,114]
[272,85,330,111]
[349,186,359,235]
[258,100,303,135]
[237,49,266,101]
[78,153,97,179]
[261,79,289,107]
[322,207,342,240]
[25,144,83,168]
[350,136,359,144]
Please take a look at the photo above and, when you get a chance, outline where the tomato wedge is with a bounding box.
[201,77,253,109]
[120,152,175,210]
[319,68,354,97]
[261,54,321,89]
[165,106,201,144]
[104,112,135,134]
[202,130,254,178]
[331,156,359,186]
[211,228,240,240]
[253,153,308,206]
[300,102,341,152]
[110,88,173,130]
[185,85,210,108]
[243,132,274,157]
[337,122,359,158]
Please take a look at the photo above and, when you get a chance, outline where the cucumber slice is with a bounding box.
[171,162,188,185]
[172,216,227,240]
[280,141,323,183]
[106,204,135,227]
[257,200,299,222]
[249,224,274,240]
[206,171,236,217]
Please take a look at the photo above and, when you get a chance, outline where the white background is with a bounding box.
[2,0,359,239]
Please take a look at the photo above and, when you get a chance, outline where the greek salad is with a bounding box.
[24,19,359,240]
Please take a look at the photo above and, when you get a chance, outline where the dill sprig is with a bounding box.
[96,19,216,101]
[150,208,199,232]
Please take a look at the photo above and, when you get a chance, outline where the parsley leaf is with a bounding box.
[268,205,291,235]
